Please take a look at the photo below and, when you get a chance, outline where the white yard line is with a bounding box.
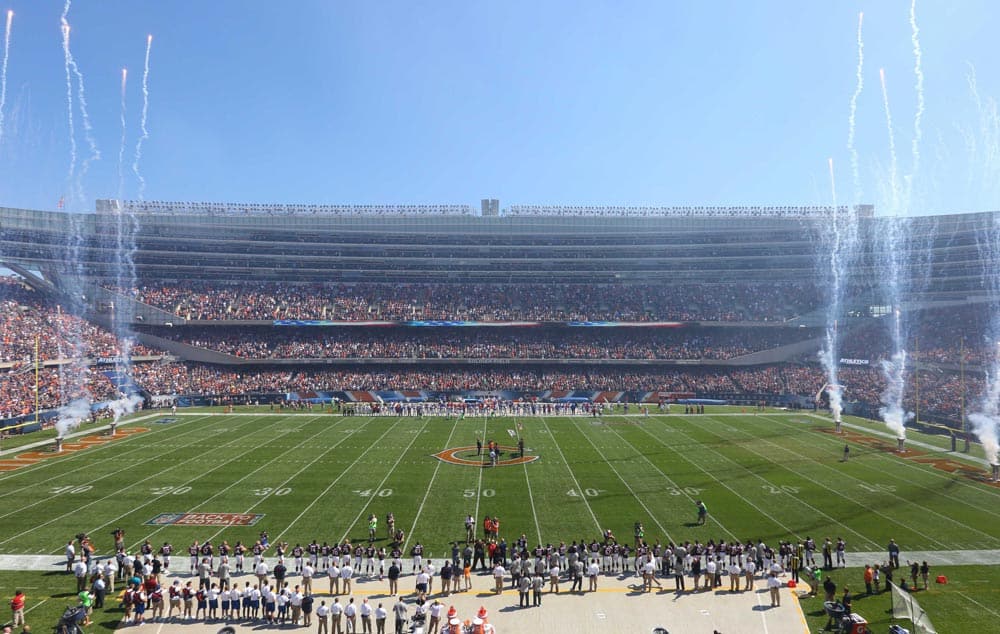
[572,418,673,544]
[404,414,463,547]
[22,597,48,615]
[517,417,542,544]
[0,413,210,486]
[341,417,434,545]
[695,415,952,549]
[956,591,1000,618]
[633,418,809,544]
[608,416,740,541]
[199,416,368,545]
[10,415,270,552]
[272,417,406,544]
[765,414,1000,511]
[0,414,252,545]
[751,415,1000,546]
[646,417,880,550]
[539,416,602,533]
[0,416,218,515]
[471,415,489,540]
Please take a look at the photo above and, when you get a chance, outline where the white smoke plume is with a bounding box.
[55,397,91,438]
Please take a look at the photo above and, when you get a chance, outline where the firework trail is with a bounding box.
[60,10,76,196]
[879,68,901,214]
[0,10,13,148]
[906,0,925,209]
[118,67,127,199]
[132,34,152,200]
[847,11,864,204]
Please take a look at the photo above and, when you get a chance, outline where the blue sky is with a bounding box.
[0,0,998,215]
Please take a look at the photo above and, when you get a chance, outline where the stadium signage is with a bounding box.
[839,358,870,366]
[145,513,264,526]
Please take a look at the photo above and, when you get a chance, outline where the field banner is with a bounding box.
[145,513,265,526]
[889,581,937,634]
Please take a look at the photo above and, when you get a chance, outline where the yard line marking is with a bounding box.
[9,415,271,552]
[571,418,673,544]
[633,417,807,543]
[693,415,952,550]
[956,591,1000,618]
[272,417,407,544]
[765,414,1000,517]
[517,416,542,544]
[0,412,236,520]
[602,417,738,541]
[648,417,879,550]
[472,414,489,540]
[539,416,601,533]
[0,416,218,513]
[0,413,210,486]
[139,415,345,545]
[340,417,434,545]
[404,413,463,547]
[752,415,1000,546]
[22,597,47,615]
[198,416,367,546]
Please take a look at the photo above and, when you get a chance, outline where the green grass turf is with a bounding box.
[1,408,998,631]
[798,565,1000,633]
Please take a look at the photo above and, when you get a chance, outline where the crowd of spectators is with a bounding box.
[123,281,822,323]
[0,277,155,363]
[168,327,809,361]
[0,365,118,419]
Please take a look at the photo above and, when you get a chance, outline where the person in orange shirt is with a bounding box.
[10,590,25,627]
[863,565,874,595]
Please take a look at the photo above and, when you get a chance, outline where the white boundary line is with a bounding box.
[749,415,999,546]
[956,591,1000,618]
[22,414,274,553]
[340,417,434,544]
[539,416,602,532]
[271,417,408,544]
[571,417,673,544]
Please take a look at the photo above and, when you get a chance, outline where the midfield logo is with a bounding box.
[433,445,538,467]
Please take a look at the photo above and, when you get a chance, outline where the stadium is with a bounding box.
[1,200,999,633]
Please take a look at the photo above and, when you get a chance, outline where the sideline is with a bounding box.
[0,411,163,457]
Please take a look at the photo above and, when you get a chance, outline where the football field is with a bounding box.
[2,406,1000,631]
[3,408,999,557]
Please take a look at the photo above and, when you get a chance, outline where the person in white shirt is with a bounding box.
[728,562,742,592]
[65,541,76,572]
[359,598,373,634]
[289,587,304,624]
[302,562,315,594]
[330,597,343,634]
[374,603,387,634]
[329,562,341,595]
[767,572,782,607]
[744,559,757,591]
[316,600,330,634]
[705,559,717,590]
[428,600,443,634]
[548,564,561,593]
[256,559,269,588]
[73,559,88,592]
[340,563,354,595]
[492,563,506,594]
[588,559,600,591]
[424,561,436,594]
[343,597,357,633]
[415,570,430,601]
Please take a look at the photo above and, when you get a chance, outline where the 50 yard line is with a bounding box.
[471,414,489,539]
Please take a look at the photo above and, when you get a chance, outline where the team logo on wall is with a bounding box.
[433,445,538,467]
